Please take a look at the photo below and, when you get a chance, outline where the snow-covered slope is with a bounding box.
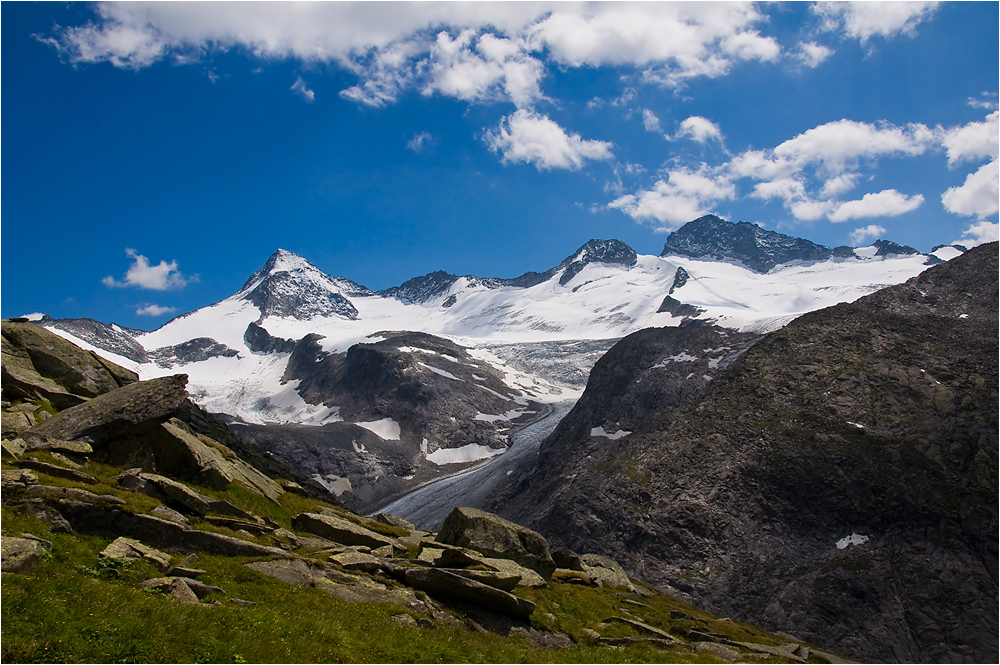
[45,222,948,427]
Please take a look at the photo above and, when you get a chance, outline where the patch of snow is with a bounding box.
[848,421,865,429]
[420,438,429,454]
[20,313,45,321]
[853,246,878,259]
[311,474,353,497]
[474,408,528,423]
[959,313,969,319]
[652,352,699,369]
[591,426,631,440]
[420,362,464,381]
[707,357,722,369]
[354,418,401,441]
[471,374,486,381]
[398,346,438,355]
[352,440,368,454]
[440,354,461,363]
[931,246,964,262]
[426,443,507,465]
[836,533,869,550]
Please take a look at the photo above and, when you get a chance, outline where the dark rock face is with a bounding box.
[557,239,637,286]
[872,239,921,256]
[238,249,371,320]
[661,215,834,272]
[379,271,460,304]
[496,243,999,663]
[489,322,758,523]
[243,323,297,355]
[41,317,149,363]
[233,331,538,511]
[148,338,239,368]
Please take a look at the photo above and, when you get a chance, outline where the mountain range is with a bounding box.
[12,215,995,662]
[33,215,962,511]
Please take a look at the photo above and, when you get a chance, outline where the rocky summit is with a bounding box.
[490,242,999,663]
[2,322,852,663]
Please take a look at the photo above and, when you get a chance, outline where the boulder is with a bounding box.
[100,536,172,571]
[29,374,189,445]
[16,459,99,485]
[1,536,47,573]
[373,513,416,531]
[25,438,93,455]
[330,550,382,573]
[1,437,28,459]
[402,567,536,619]
[150,504,190,526]
[292,512,398,550]
[141,577,201,604]
[23,504,74,533]
[2,410,36,435]
[1,321,134,405]
[54,502,288,558]
[436,507,556,580]
[441,568,522,592]
[99,419,283,502]
[23,485,126,505]
[580,553,635,591]
[139,474,212,516]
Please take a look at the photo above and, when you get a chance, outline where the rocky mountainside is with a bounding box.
[661,214,932,272]
[489,243,999,663]
[32,217,953,510]
[2,321,850,663]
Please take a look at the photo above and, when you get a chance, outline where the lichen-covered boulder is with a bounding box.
[28,374,189,444]
[1,536,48,573]
[402,567,536,619]
[292,512,398,550]
[436,506,556,580]
[1,321,136,408]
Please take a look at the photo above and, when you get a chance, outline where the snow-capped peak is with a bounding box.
[236,249,372,321]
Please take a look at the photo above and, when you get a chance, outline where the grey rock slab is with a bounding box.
[16,459,98,485]
[151,504,190,526]
[100,536,172,571]
[1,536,47,573]
[23,485,126,505]
[26,438,93,455]
[436,506,555,580]
[29,374,189,444]
[329,550,382,573]
[402,567,535,619]
[292,512,398,550]
[1,437,27,459]
[139,473,211,516]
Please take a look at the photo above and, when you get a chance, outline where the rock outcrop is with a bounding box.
[436,506,556,581]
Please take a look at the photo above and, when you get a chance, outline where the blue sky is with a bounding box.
[2,1,997,329]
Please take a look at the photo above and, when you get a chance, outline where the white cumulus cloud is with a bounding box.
[942,160,1000,218]
[136,304,177,317]
[795,41,833,68]
[940,111,999,167]
[828,190,924,223]
[673,116,723,144]
[608,166,734,230]
[485,110,614,171]
[959,220,1000,246]
[103,248,192,290]
[814,1,940,42]
[849,224,886,245]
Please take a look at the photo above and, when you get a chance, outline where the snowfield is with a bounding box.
[46,245,941,458]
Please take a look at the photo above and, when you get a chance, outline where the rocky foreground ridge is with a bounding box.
[490,242,999,663]
[2,321,850,663]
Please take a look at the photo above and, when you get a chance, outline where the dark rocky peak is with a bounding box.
[661,215,833,273]
[871,239,921,257]
[379,271,460,305]
[42,317,149,364]
[557,239,638,286]
[238,249,372,321]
